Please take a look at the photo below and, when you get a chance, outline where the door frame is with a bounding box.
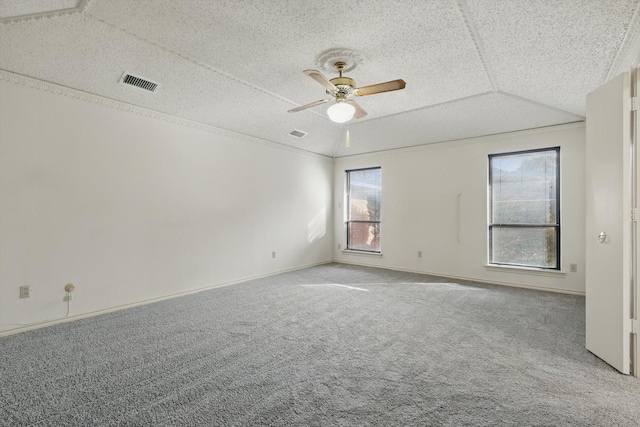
[631,58,640,378]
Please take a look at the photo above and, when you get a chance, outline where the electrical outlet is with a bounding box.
[272,251,276,259]
[19,285,30,299]
[570,264,577,273]
[418,251,422,258]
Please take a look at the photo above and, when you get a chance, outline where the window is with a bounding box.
[489,147,560,269]
[346,167,381,252]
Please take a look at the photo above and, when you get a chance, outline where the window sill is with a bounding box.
[341,250,383,257]
[485,264,566,277]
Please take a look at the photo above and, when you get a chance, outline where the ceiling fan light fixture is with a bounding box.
[327,101,355,123]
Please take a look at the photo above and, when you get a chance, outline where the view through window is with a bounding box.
[489,148,560,269]
[346,167,381,252]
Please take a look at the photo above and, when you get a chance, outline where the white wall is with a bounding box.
[0,75,333,333]
[333,123,586,294]
[0,71,588,337]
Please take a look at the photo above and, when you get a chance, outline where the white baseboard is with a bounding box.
[0,261,333,337]
[333,260,586,296]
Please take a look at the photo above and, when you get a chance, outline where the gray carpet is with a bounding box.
[1,263,639,426]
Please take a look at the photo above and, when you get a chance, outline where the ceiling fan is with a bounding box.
[288,61,406,123]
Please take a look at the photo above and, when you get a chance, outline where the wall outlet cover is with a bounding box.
[19,285,30,298]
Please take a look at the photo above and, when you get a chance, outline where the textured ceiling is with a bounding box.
[0,0,638,157]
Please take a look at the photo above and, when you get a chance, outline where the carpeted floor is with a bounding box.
[1,263,639,426]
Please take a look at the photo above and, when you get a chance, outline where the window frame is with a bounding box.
[345,167,382,253]
[488,147,560,270]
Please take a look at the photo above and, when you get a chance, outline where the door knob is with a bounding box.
[597,232,607,243]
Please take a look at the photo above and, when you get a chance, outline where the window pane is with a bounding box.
[491,226,558,269]
[347,168,381,252]
[348,169,381,221]
[491,150,557,225]
[348,222,381,252]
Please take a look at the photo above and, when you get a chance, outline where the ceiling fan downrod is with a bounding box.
[330,62,356,92]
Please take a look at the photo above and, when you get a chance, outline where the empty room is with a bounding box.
[1,0,639,425]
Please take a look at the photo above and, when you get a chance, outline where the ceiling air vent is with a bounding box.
[120,73,159,93]
[289,129,307,138]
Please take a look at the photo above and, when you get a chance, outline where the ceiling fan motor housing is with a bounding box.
[329,77,356,97]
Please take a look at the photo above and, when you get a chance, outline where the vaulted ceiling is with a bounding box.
[1,0,638,157]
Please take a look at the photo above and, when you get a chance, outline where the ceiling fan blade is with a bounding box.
[288,98,331,113]
[303,69,338,93]
[354,79,406,96]
[348,100,368,119]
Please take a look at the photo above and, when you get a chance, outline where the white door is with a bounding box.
[585,72,632,374]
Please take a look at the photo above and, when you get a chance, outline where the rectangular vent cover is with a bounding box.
[289,129,307,138]
[120,73,159,92]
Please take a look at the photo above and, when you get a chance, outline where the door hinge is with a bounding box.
[632,97,638,112]
[632,318,639,334]
[633,208,637,222]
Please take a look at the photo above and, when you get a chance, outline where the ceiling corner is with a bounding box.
[455,0,498,92]
[0,0,88,24]
[607,1,640,80]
